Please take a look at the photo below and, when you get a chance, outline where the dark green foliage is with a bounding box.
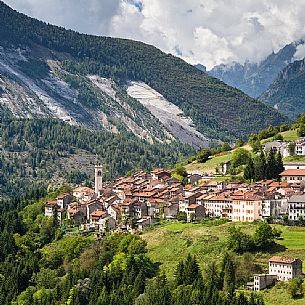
[298,123,305,137]
[231,148,251,168]
[0,118,194,198]
[228,223,281,253]
[273,133,283,141]
[244,158,255,181]
[235,139,245,148]
[253,153,266,181]
[251,141,262,153]
[221,142,231,152]
[265,149,277,179]
[221,252,236,295]
[176,212,187,222]
[252,222,280,250]
[0,1,287,142]
[227,226,254,254]
[18,58,50,79]
[288,142,296,156]
[197,149,211,163]
[288,277,304,298]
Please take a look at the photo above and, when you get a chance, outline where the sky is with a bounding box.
[3,0,305,69]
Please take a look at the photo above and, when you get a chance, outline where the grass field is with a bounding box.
[261,129,298,144]
[142,221,305,305]
[185,144,253,175]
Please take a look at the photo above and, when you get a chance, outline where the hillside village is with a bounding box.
[46,161,305,231]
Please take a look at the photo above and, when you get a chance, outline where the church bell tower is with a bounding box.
[95,163,103,195]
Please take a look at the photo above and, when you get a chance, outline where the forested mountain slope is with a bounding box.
[0,118,193,199]
[260,59,305,119]
[0,1,287,142]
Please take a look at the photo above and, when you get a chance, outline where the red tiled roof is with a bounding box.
[269,256,298,264]
[91,210,106,217]
[280,169,305,176]
[187,204,200,209]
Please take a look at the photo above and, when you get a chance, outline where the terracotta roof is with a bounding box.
[73,186,94,194]
[280,169,305,176]
[91,210,106,217]
[187,204,200,209]
[269,256,299,264]
[57,193,71,199]
[46,201,58,206]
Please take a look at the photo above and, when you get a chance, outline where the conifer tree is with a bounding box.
[244,158,254,181]
[275,152,284,179]
[266,149,277,179]
[254,153,266,181]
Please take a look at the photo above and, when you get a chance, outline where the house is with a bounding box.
[136,216,155,231]
[253,274,277,291]
[56,193,72,209]
[264,141,290,157]
[164,202,179,219]
[67,207,85,223]
[185,204,205,222]
[90,210,115,231]
[72,186,95,202]
[280,169,305,183]
[221,160,231,175]
[187,173,202,184]
[288,195,305,221]
[295,138,305,156]
[232,195,263,222]
[203,194,233,219]
[262,197,288,219]
[269,256,303,281]
[86,200,104,220]
[151,169,172,181]
[284,162,305,170]
[107,204,122,222]
[45,201,64,222]
[134,201,148,219]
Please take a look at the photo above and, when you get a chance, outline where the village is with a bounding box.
[44,160,305,292]
[46,160,305,231]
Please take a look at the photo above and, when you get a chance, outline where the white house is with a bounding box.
[288,195,305,221]
[264,141,290,157]
[295,138,305,156]
[269,256,303,281]
[280,169,305,183]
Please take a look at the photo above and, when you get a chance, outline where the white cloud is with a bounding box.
[3,0,305,69]
[294,43,305,61]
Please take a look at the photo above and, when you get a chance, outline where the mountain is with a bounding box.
[260,58,305,119]
[208,41,303,98]
[0,1,287,144]
[0,118,194,198]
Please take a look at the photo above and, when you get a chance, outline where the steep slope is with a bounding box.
[208,41,303,98]
[0,1,287,143]
[260,59,305,119]
[0,118,194,198]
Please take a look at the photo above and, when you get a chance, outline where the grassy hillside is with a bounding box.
[142,221,305,305]
[185,144,252,175]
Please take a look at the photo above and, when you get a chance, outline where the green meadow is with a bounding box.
[143,221,305,305]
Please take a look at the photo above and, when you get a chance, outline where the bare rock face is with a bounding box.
[127,81,208,147]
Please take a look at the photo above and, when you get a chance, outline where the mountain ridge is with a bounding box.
[260,58,305,119]
[0,1,287,143]
[208,41,304,98]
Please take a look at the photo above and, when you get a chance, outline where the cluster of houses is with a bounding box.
[248,256,303,291]
[44,162,305,231]
[264,137,305,157]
